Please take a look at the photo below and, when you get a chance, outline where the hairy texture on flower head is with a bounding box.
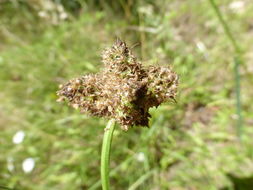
[57,39,178,130]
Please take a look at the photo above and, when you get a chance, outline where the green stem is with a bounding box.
[101,119,115,190]
[208,0,243,138]
[89,157,133,190]
[234,56,242,137]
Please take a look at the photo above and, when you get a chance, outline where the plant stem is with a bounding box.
[234,56,242,137]
[101,119,115,190]
[89,157,133,190]
[208,0,243,138]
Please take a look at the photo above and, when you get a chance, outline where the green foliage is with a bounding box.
[0,0,253,190]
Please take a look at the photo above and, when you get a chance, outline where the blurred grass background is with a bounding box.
[0,0,253,189]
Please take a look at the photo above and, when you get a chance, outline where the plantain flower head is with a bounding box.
[57,39,178,130]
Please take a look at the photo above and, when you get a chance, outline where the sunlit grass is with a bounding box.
[0,1,253,190]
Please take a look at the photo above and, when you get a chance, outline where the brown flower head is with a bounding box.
[57,39,178,130]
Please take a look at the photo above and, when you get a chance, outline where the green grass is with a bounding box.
[0,0,253,190]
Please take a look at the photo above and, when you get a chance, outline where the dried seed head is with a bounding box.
[57,39,178,130]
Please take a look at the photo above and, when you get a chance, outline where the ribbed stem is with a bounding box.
[101,119,115,190]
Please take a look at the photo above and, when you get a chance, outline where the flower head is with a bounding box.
[57,39,178,130]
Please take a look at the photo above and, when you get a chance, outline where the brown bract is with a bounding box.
[57,39,178,130]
